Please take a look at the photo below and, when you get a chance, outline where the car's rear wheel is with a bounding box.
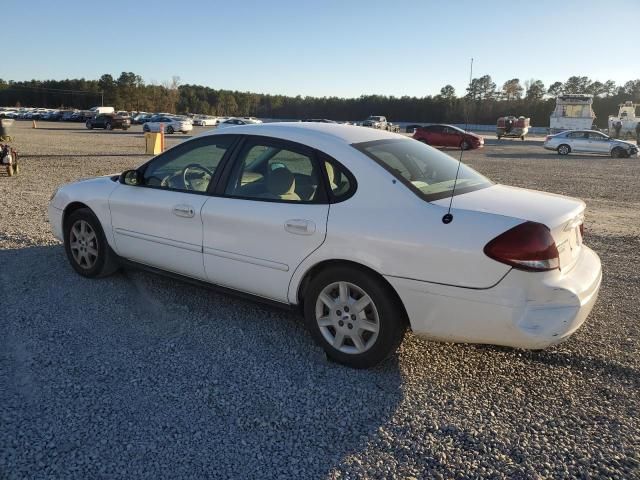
[557,144,570,155]
[105,122,112,130]
[86,121,93,130]
[64,208,119,278]
[460,140,470,150]
[303,266,407,368]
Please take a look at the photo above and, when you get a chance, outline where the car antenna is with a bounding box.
[442,57,473,225]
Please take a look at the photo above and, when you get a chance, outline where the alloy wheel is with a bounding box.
[315,281,380,354]
[69,219,98,269]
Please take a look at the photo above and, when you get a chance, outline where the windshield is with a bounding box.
[353,138,492,201]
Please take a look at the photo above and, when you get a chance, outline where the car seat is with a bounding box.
[264,167,300,201]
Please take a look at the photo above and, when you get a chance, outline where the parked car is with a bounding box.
[543,130,639,158]
[302,119,337,123]
[132,113,152,124]
[413,124,484,150]
[61,110,78,121]
[70,111,86,122]
[193,115,218,126]
[85,114,131,130]
[88,106,115,116]
[217,117,262,128]
[361,116,388,129]
[48,123,601,368]
[143,116,193,134]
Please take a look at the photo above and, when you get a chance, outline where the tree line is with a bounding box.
[1,73,639,127]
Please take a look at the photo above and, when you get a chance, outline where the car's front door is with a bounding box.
[443,127,462,147]
[200,137,330,302]
[586,131,611,153]
[108,135,237,280]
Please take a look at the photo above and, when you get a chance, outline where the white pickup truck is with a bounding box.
[361,115,400,132]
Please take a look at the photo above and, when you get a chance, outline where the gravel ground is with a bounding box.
[1,122,639,479]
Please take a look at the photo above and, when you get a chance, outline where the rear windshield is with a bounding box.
[353,138,492,201]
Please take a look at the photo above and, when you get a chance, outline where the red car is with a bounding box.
[412,124,484,150]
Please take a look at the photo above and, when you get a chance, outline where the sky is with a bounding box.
[4,0,639,98]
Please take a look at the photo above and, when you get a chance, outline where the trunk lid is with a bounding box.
[434,184,585,272]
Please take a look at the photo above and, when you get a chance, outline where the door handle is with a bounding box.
[285,219,315,235]
[173,204,195,218]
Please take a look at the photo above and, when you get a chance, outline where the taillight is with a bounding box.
[545,135,552,142]
[484,221,559,272]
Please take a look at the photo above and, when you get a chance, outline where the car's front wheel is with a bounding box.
[304,266,407,368]
[557,144,571,155]
[85,121,93,130]
[105,122,113,130]
[611,147,627,158]
[166,126,175,134]
[64,208,119,278]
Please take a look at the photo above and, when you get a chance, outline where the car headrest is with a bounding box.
[267,167,295,196]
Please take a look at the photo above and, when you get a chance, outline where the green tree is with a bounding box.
[525,79,546,101]
[501,78,523,101]
[547,81,564,97]
[563,76,591,94]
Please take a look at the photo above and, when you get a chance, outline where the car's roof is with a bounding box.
[198,122,405,145]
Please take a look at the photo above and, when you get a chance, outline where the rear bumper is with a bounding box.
[386,246,602,349]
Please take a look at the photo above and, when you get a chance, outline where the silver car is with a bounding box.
[544,130,639,158]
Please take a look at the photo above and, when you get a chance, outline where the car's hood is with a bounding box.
[434,184,584,229]
[612,139,636,148]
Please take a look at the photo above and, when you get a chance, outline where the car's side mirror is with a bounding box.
[119,169,142,186]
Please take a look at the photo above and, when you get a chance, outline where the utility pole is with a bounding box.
[101,91,104,106]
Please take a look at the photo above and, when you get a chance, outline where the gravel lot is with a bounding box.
[1,122,639,479]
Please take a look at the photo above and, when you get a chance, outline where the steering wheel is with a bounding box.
[182,163,213,191]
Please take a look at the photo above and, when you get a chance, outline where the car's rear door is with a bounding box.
[200,136,330,302]
[424,125,441,144]
[566,131,588,152]
[108,135,237,280]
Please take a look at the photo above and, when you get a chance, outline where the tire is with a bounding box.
[143,125,150,133]
[497,135,501,140]
[63,208,119,278]
[557,144,571,156]
[460,140,470,150]
[166,126,175,134]
[105,122,112,131]
[611,147,623,158]
[86,121,93,130]
[521,136,525,141]
[303,266,407,368]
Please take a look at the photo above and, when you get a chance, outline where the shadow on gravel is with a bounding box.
[473,344,639,388]
[0,244,405,478]
[484,151,625,161]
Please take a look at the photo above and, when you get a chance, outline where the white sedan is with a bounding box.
[143,116,193,134]
[192,115,219,127]
[217,117,263,128]
[48,123,602,368]
[544,129,639,158]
